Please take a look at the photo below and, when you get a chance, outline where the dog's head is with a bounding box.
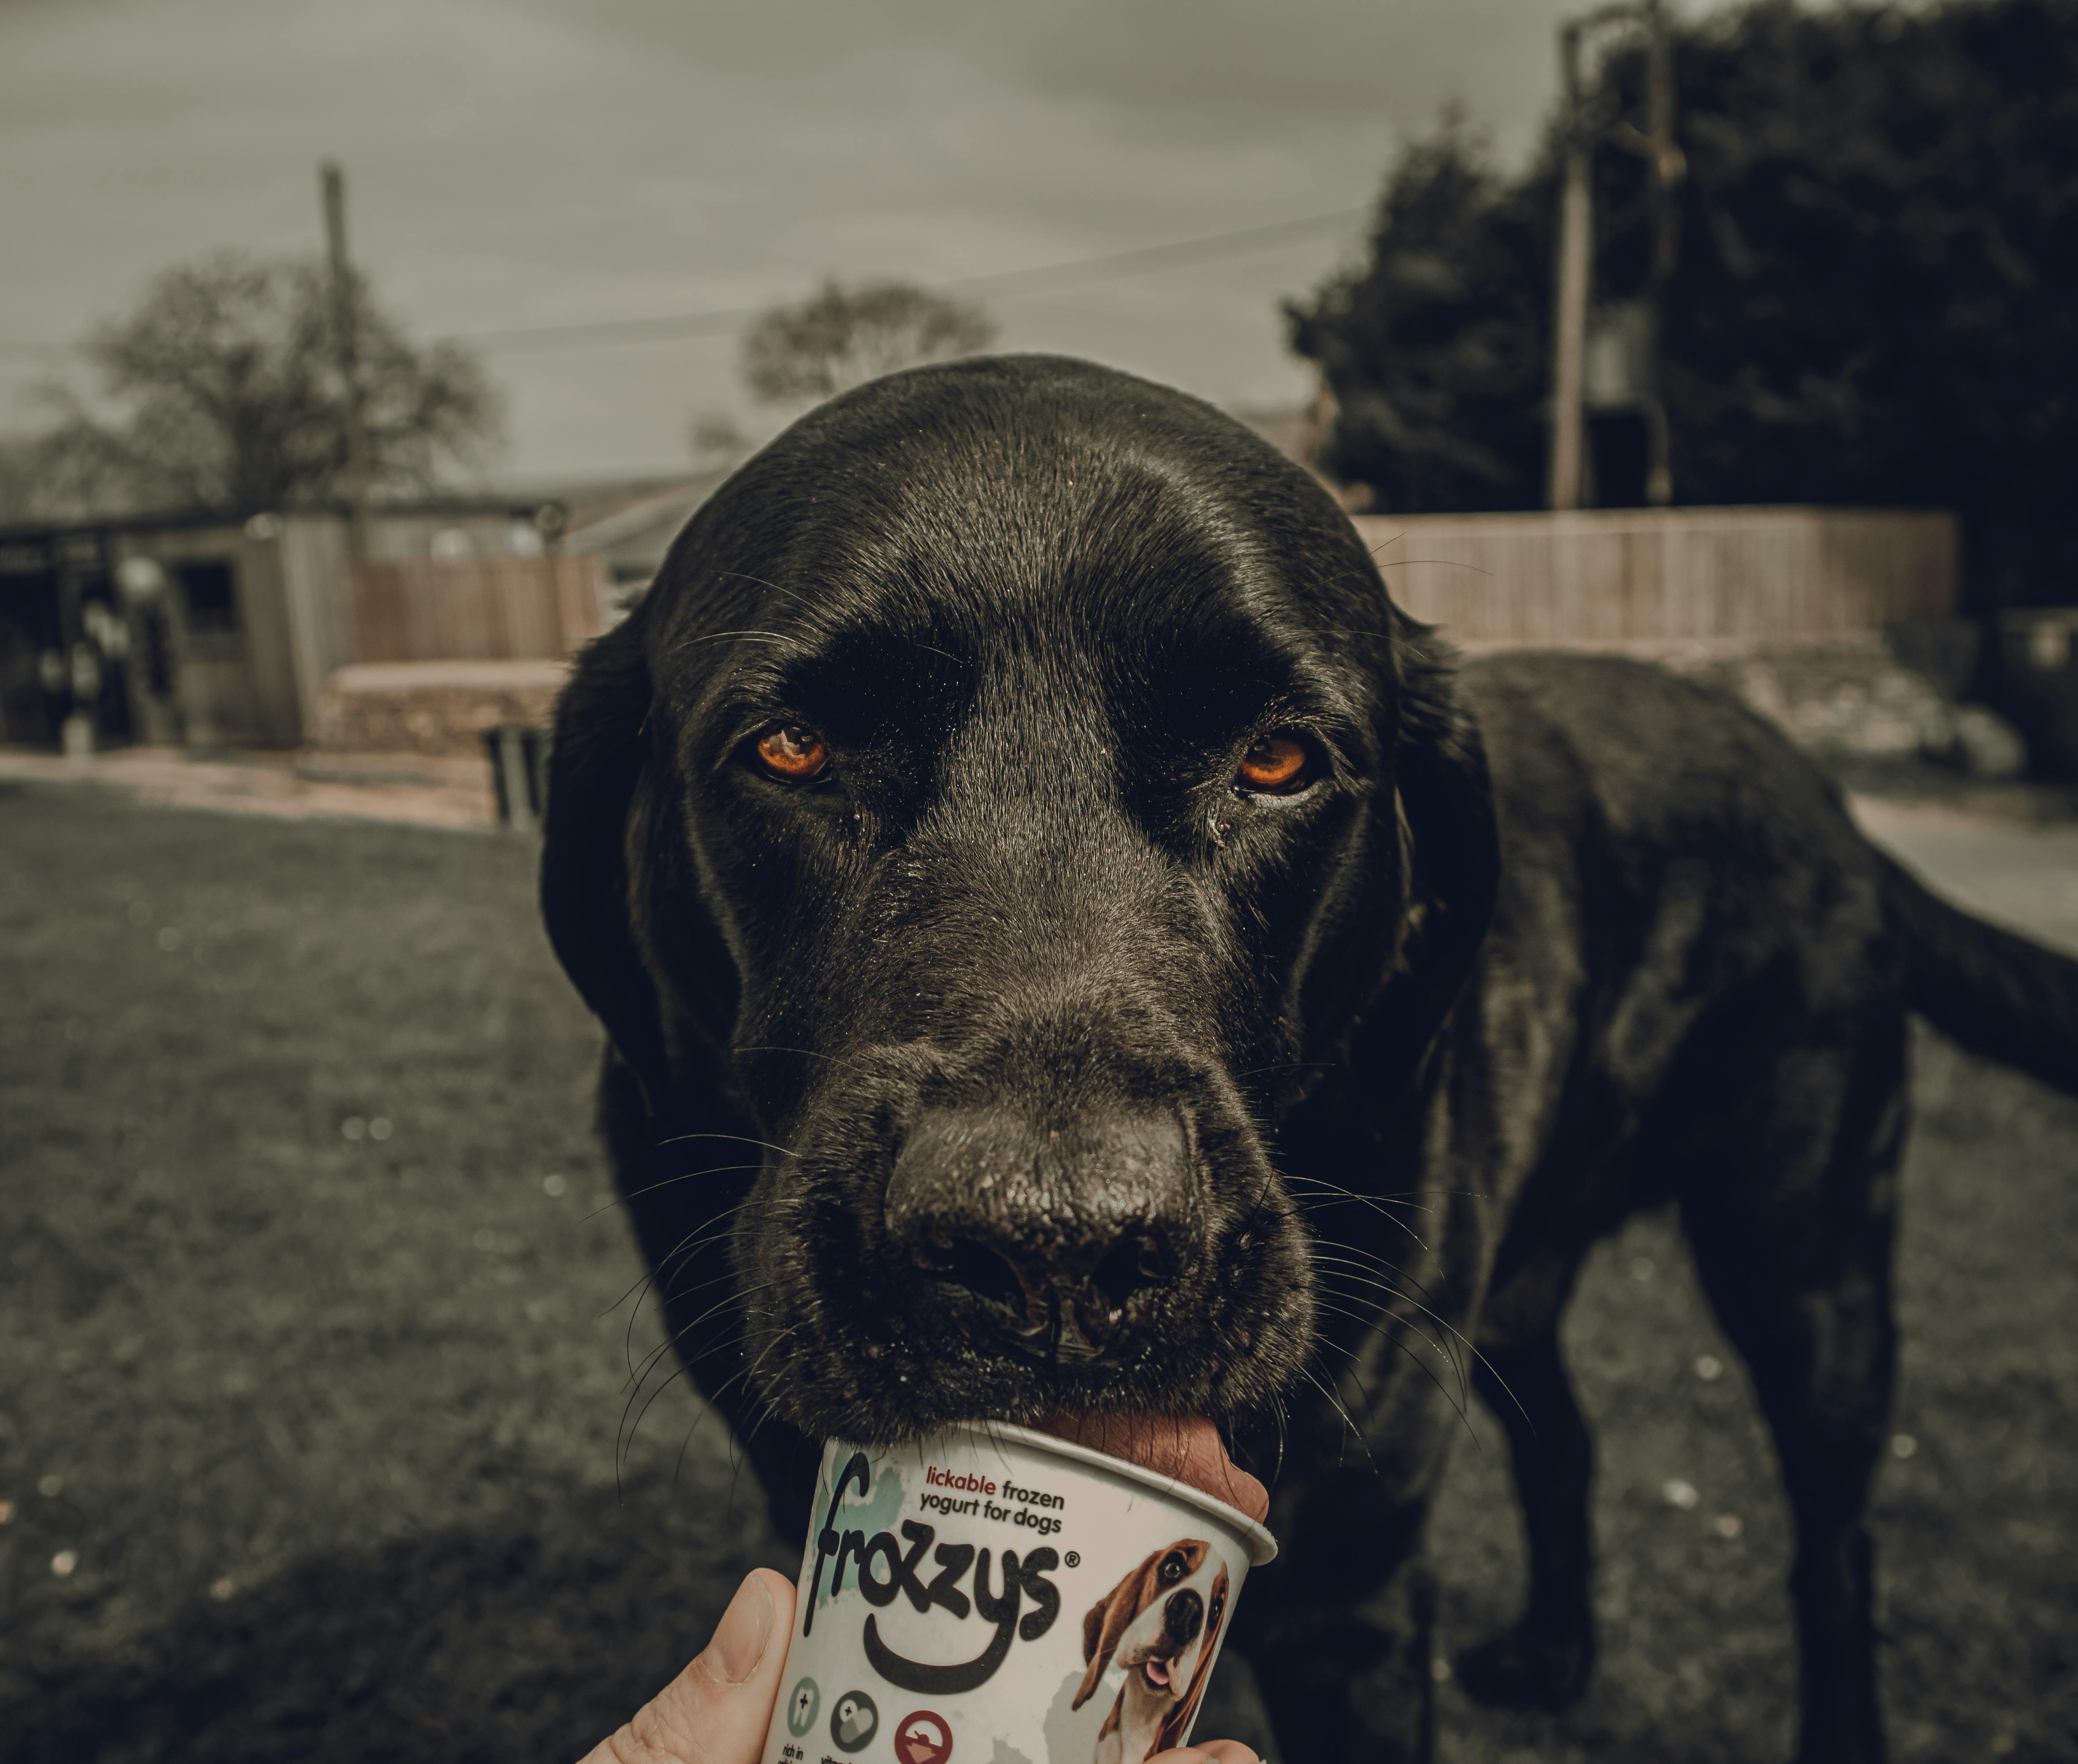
[1073,1538,1230,1750]
[542,356,1497,1443]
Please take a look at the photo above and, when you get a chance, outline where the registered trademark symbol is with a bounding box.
[1065,1551,1080,1568]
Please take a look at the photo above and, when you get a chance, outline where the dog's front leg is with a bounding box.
[1235,1467,1438,1764]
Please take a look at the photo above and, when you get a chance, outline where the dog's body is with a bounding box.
[542,356,2078,1764]
[1074,1539,1230,1763]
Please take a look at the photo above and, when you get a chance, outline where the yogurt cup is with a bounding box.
[759,1422,1276,1764]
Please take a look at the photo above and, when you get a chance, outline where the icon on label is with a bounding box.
[784,1677,820,1738]
[830,1689,879,1753]
[894,1708,953,1764]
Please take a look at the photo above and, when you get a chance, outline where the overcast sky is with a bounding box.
[1,0,1654,486]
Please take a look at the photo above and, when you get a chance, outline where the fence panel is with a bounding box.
[348,515,1953,661]
[351,555,613,663]
[1351,507,1955,649]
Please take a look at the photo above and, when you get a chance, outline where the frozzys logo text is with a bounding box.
[806,1453,1062,1695]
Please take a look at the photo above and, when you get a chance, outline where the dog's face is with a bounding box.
[544,357,1497,1443]
[1073,1538,1230,1753]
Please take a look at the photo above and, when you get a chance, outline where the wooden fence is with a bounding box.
[346,511,1955,664]
[1349,507,1957,650]
[350,555,613,663]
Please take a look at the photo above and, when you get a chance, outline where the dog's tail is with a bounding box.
[1881,849,2078,1094]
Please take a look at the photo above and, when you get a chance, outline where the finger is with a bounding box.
[1145,1743,1260,1764]
[579,1569,798,1764]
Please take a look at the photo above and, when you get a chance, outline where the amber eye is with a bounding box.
[1237,733,1312,794]
[752,724,828,782]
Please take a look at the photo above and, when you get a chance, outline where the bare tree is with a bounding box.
[0,422,131,525]
[5,250,500,521]
[687,411,753,471]
[741,279,996,407]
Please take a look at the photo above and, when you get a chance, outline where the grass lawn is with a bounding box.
[2,781,2073,1762]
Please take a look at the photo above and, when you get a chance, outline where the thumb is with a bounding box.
[580,1569,798,1764]
[1149,1745,1259,1764]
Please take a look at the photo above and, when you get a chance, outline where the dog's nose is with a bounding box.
[886,1105,1192,1359]
[1162,1587,1204,1646]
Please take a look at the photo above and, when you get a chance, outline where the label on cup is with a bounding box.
[759,1423,1274,1764]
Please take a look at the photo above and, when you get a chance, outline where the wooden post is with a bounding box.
[1642,0,1678,506]
[321,162,372,561]
[497,727,538,833]
[1547,23,1592,512]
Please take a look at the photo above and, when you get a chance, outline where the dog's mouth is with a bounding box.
[1141,1657,1175,1692]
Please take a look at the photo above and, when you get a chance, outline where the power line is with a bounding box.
[460,207,1369,353]
[954,207,1367,297]
[463,301,762,352]
[0,205,1372,363]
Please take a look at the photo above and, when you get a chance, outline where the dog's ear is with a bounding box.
[1073,1547,1162,1710]
[1353,614,1500,1098]
[540,610,673,1111]
[1156,1562,1230,1756]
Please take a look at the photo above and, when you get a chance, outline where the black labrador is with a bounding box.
[541,355,2078,1764]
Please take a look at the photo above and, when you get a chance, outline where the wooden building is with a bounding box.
[0,492,674,751]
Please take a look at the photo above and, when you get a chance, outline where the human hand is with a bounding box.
[578,1569,1260,1764]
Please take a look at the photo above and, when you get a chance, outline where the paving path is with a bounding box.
[1852,795,2078,953]
[0,744,499,830]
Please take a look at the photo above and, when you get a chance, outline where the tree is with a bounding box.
[1288,0,2078,609]
[1285,113,1555,512]
[6,250,500,521]
[0,422,131,526]
[1652,0,2078,605]
[741,279,997,407]
[687,411,753,471]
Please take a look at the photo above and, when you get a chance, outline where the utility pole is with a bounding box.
[321,161,371,560]
[1547,22,1592,512]
[1547,2,1683,512]
[1641,0,1679,506]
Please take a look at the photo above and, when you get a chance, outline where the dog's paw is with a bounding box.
[1451,1625,1594,1712]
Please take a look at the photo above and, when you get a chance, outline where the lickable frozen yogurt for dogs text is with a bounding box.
[760,1422,1274,1764]
[917,1464,1069,1534]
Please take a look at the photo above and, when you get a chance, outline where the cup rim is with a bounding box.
[938,1420,1278,1565]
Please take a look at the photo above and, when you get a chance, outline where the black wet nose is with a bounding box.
[885,1105,1192,1359]
[1162,1587,1204,1646]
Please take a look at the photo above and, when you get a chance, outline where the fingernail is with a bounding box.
[705,1573,774,1685]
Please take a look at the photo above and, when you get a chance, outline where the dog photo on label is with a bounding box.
[1073,1539,1230,1763]
[542,354,2078,1764]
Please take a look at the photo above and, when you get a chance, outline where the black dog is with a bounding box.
[541,356,2078,1764]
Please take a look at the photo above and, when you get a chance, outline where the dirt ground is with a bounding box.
[1,779,2073,1763]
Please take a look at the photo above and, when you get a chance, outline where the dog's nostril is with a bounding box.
[1090,1232,1168,1314]
[919,1235,1032,1321]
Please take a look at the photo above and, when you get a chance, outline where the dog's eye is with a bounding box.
[1159,1553,1187,1583]
[751,725,828,783]
[1236,732,1313,795]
